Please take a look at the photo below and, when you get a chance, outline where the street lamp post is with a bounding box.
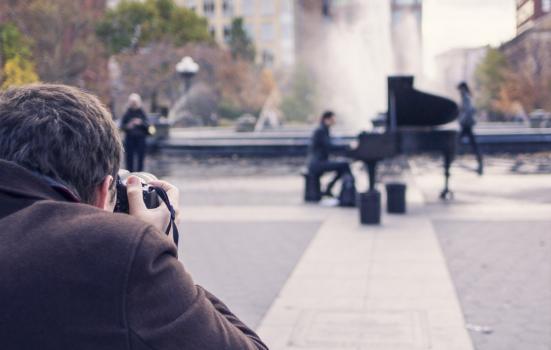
[176,56,200,93]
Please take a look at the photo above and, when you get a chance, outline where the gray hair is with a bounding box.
[128,93,142,108]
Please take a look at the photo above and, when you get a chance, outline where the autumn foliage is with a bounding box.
[0,0,270,122]
[112,42,273,121]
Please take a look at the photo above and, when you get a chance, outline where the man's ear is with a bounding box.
[93,175,114,210]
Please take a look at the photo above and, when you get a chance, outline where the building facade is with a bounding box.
[503,13,551,83]
[502,8,551,110]
[517,0,551,33]
[178,0,295,68]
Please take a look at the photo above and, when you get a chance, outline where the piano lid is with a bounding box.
[387,76,459,128]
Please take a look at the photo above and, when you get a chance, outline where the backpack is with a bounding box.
[339,173,357,207]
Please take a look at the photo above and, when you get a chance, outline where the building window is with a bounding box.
[393,0,421,5]
[186,0,196,10]
[204,0,216,16]
[543,0,551,12]
[281,0,292,13]
[261,0,274,15]
[223,25,231,43]
[281,22,292,40]
[262,50,274,67]
[223,0,233,16]
[517,0,535,24]
[244,23,255,39]
[322,0,330,17]
[392,12,402,24]
[242,0,254,16]
[209,26,216,38]
[260,22,274,42]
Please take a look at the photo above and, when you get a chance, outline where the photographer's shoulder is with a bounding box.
[37,200,166,256]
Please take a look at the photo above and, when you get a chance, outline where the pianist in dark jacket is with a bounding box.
[0,84,268,350]
[307,111,352,197]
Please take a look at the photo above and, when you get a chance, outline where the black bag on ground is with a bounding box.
[339,173,357,207]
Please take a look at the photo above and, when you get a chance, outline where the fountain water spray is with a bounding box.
[303,0,424,130]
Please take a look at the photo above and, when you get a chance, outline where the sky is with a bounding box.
[423,0,517,75]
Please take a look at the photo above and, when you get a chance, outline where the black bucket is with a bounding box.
[359,190,381,225]
[385,182,407,214]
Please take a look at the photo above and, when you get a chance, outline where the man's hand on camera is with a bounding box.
[126,176,181,234]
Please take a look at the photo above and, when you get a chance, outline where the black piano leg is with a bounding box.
[440,153,454,200]
[360,160,382,225]
[366,161,378,191]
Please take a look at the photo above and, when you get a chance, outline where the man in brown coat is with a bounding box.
[0,84,268,350]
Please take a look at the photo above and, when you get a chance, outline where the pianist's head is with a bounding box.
[320,110,336,127]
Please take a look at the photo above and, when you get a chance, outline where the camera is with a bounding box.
[114,170,160,214]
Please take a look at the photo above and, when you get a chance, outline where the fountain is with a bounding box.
[302,0,424,130]
[160,0,429,156]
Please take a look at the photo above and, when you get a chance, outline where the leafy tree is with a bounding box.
[168,5,212,46]
[96,1,155,54]
[1,56,39,89]
[112,43,271,122]
[0,23,39,89]
[0,23,32,61]
[474,45,551,116]
[502,37,551,112]
[475,47,509,111]
[2,0,110,99]
[280,66,317,123]
[228,17,255,62]
[96,0,211,54]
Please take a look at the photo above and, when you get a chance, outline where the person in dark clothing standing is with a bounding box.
[308,111,352,197]
[121,93,150,172]
[457,82,483,175]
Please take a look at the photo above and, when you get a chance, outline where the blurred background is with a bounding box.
[1,0,548,130]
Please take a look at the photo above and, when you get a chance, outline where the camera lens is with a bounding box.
[114,170,160,213]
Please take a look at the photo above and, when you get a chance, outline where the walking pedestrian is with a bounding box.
[457,82,483,175]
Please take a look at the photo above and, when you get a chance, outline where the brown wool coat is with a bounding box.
[0,160,268,350]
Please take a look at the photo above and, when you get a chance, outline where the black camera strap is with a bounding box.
[152,186,179,247]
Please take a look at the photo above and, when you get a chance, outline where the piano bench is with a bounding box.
[301,169,322,202]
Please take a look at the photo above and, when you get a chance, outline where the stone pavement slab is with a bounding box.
[179,221,320,328]
[257,183,474,350]
[434,220,551,350]
[414,164,551,350]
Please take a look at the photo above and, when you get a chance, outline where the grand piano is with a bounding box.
[348,76,459,200]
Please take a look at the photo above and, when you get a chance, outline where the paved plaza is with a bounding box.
[148,154,551,350]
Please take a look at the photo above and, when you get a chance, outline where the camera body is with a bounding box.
[114,171,160,214]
